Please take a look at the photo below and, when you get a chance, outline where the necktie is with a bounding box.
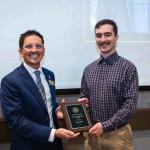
[34,71,54,128]
[34,71,46,102]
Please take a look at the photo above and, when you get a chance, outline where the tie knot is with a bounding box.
[34,70,40,76]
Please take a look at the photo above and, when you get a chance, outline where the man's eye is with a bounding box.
[96,34,102,38]
[36,44,43,49]
[23,44,44,49]
[96,33,112,38]
[25,45,32,49]
[104,33,112,37]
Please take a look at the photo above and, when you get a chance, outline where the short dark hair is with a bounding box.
[19,30,44,49]
[95,19,118,36]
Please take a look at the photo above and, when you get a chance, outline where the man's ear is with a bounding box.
[19,49,23,56]
[43,48,45,55]
[116,34,119,41]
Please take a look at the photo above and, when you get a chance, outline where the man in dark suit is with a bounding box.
[0,30,79,150]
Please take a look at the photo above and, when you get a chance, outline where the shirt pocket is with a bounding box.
[106,79,123,94]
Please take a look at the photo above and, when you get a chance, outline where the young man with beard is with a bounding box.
[79,19,139,150]
[0,30,79,150]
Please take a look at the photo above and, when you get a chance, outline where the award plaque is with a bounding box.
[61,102,92,132]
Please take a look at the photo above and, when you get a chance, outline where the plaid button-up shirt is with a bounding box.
[80,52,139,131]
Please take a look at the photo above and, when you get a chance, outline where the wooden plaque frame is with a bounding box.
[61,102,92,132]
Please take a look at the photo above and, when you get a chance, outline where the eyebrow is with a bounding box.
[95,32,112,35]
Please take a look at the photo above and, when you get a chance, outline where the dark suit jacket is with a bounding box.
[0,64,63,150]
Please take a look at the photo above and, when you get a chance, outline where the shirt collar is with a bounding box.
[98,51,119,65]
[23,62,43,75]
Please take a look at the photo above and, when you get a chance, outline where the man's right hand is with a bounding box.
[55,128,80,140]
[78,97,89,108]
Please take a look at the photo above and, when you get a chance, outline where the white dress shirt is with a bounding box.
[23,63,56,142]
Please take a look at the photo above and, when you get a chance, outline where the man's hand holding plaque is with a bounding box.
[55,99,80,139]
[56,98,92,133]
[56,99,66,120]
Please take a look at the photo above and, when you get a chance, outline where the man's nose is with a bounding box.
[100,35,106,42]
[31,46,38,51]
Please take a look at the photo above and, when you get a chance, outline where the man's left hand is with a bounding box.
[89,122,103,137]
[55,99,66,119]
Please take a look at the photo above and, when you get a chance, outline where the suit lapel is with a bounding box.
[42,68,58,125]
[18,64,47,111]
[42,68,55,102]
